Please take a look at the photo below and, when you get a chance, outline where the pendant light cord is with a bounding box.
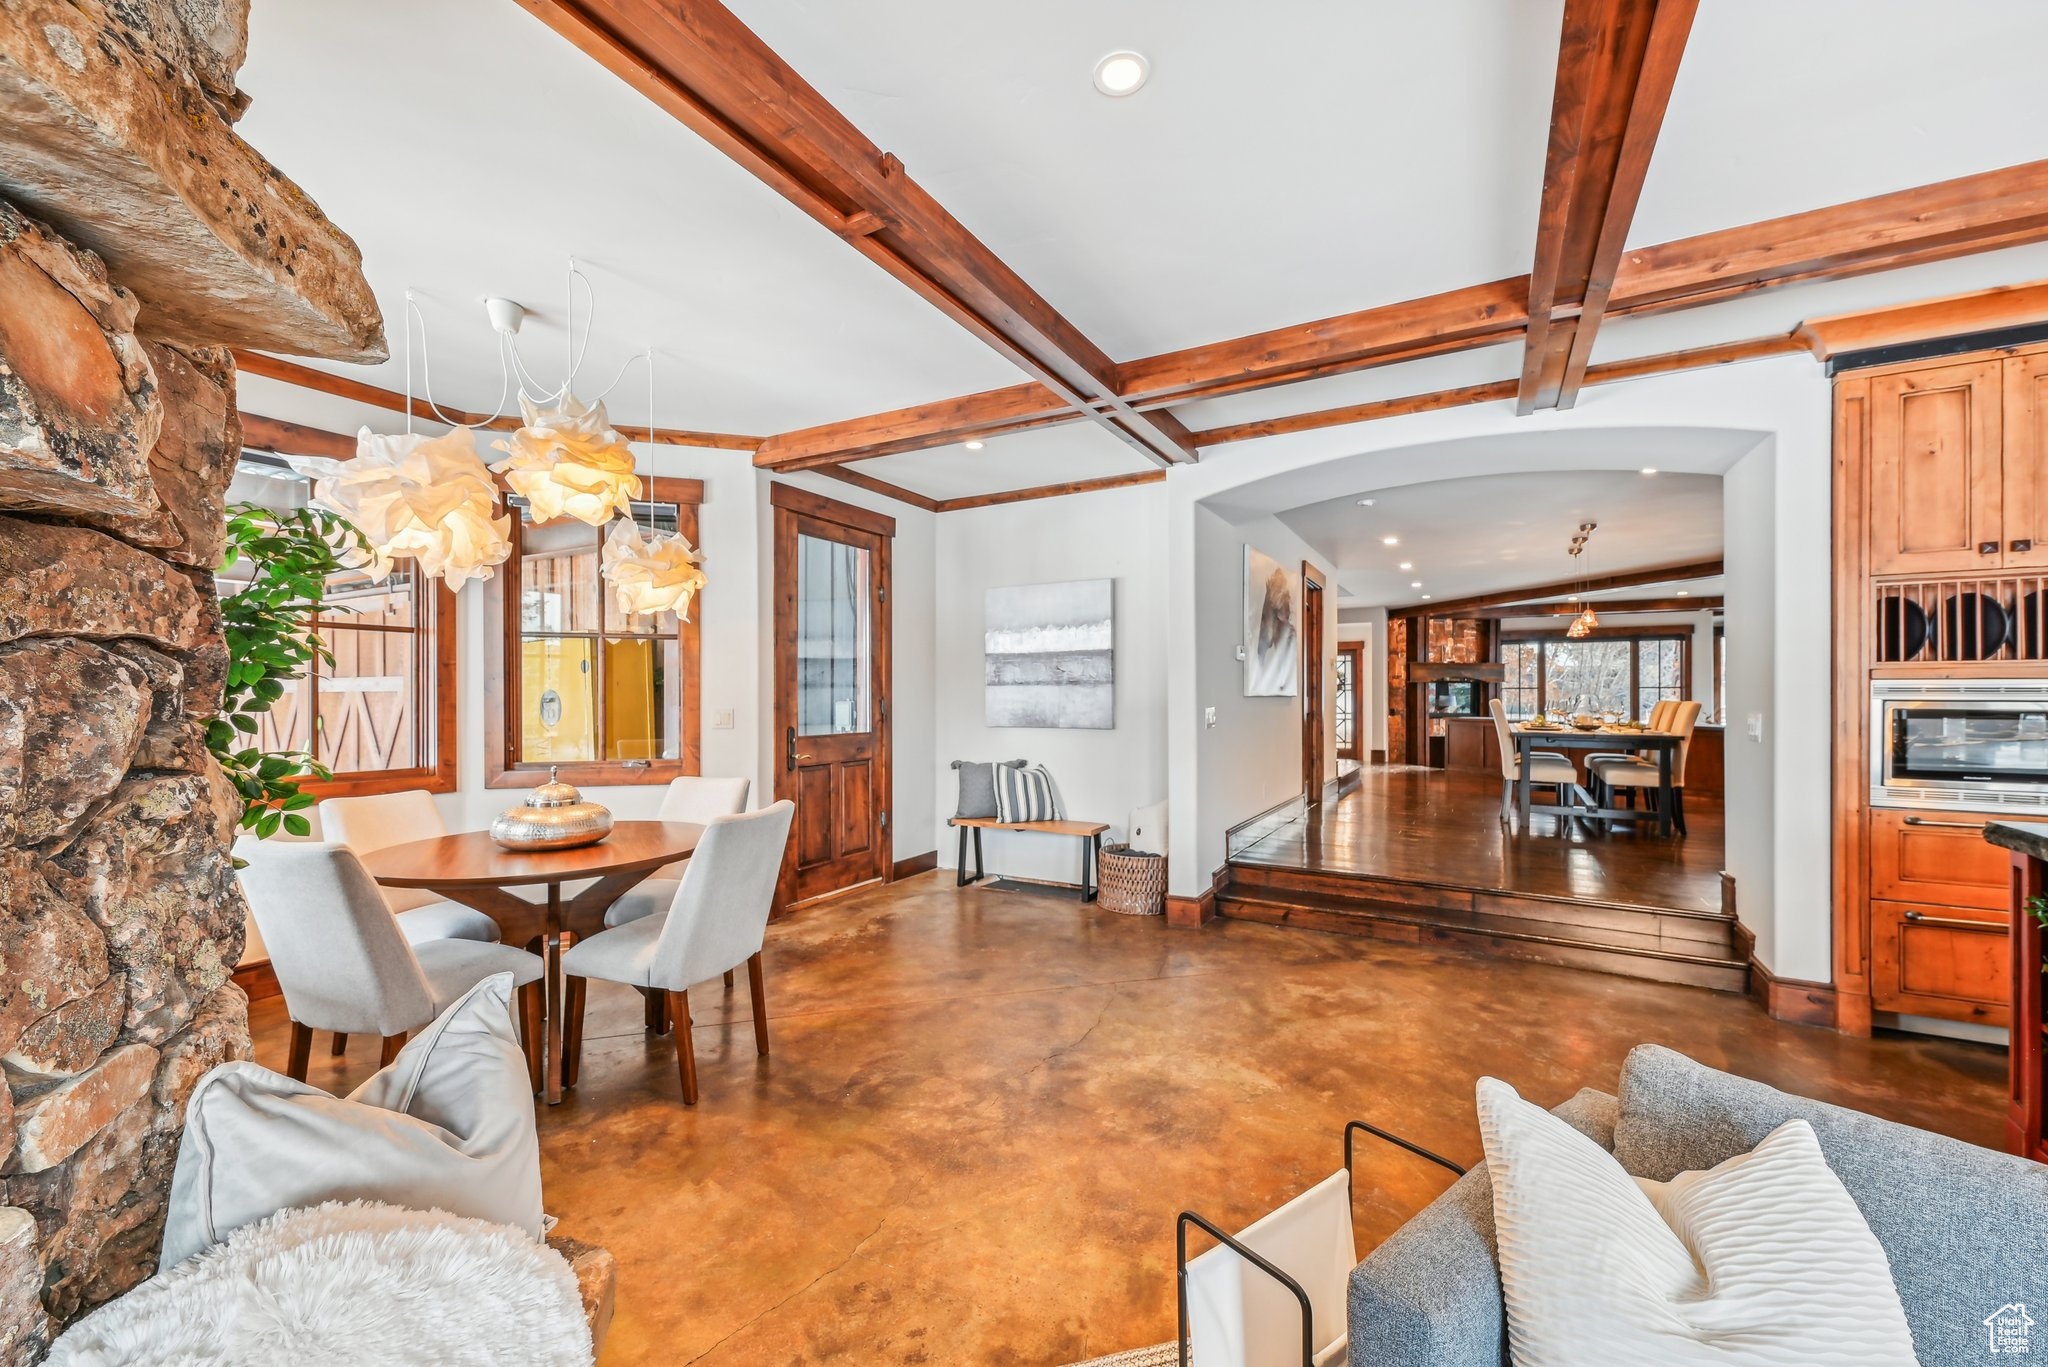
[403,290,512,432]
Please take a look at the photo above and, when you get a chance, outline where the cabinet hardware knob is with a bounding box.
[1980,541,2002,555]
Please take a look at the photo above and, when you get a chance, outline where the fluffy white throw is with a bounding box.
[48,1201,593,1367]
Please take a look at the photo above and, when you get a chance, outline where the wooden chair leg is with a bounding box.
[330,1032,348,1057]
[1672,786,1688,836]
[747,953,769,1057]
[666,990,698,1104]
[517,981,543,1095]
[642,986,669,1035]
[563,975,587,1087]
[379,1032,407,1066]
[723,968,735,989]
[286,1022,312,1082]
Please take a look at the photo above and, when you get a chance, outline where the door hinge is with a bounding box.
[879,696,888,722]
[879,810,889,831]
[878,585,887,603]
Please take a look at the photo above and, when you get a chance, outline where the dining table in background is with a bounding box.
[361,821,704,1104]
[1510,724,1681,836]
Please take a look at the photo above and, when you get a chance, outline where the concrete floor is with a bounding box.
[248,871,2006,1366]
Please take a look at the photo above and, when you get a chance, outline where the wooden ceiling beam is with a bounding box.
[814,464,942,513]
[749,161,2048,468]
[232,350,764,451]
[1391,557,1722,617]
[514,0,1194,468]
[1466,594,1721,618]
[935,470,1165,514]
[1521,0,1696,413]
[239,412,356,461]
[1793,277,2048,359]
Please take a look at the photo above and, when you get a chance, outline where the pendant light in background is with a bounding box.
[1564,521,1598,639]
[599,348,705,622]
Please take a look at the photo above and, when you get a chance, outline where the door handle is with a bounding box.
[1901,816,1988,831]
[785,727,814,771]
[1902,908,2007,934]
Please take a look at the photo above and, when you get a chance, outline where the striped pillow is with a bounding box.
[994,764,1060,824]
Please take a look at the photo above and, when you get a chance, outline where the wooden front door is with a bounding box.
[771,486,893,906]
[1335,641,1363,762]
[1301,563,1326,804]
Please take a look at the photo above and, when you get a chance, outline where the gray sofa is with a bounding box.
[1348,1044,2048,1367]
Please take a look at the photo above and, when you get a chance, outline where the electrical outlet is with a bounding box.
[1204,706,1218,729]
[712,708,735,731]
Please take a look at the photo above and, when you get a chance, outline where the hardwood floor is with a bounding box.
[246,871,2001,1366]
[1234,765,1725,915]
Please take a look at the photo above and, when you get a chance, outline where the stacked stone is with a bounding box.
[0,3,381,1359]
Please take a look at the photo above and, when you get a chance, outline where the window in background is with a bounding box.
[796,533,870,736]
[224,458,455,797]
[490,477,702,788]
[1637,636,1685,720]
[1543,638,1631,717]
[1500,640,1540,718]
[1334,647,1357,756]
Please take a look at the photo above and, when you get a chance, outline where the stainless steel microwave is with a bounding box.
[1871,680,2048,813]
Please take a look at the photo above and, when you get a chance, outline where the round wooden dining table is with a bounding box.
[360,821,703,1104]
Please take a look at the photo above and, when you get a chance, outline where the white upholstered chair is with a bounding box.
[1586,697,1677,782]
[1489,699,1577,818]
[561,801,795,1105]
[240,842,546,1087]
[1596,699,1704,834]
[317,791,501,946]
[600,776,753,928]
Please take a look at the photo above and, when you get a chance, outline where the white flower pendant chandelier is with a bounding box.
[602,517,706,622]
[287,427,511,590]
[490,390,642,528]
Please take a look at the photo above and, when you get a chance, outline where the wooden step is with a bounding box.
[1216,871,1747,994]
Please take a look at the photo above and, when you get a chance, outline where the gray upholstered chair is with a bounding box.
[562,801,795,1105]
[240,842,546,1088]
[600,775,753,928]
[318,790,502,945]
[1488,699,1575,818]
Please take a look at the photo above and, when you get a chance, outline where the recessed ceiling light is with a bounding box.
[1421,594,1433,600]
[1677,590,1691,597]
[1640,466,1659,475]
[1398,561,1413,570]
[964,440,985,450]
[1356,497,1376,507]
[1381,535,1399,546]
[1410,581,1423,589]
[1093,50,1150,97]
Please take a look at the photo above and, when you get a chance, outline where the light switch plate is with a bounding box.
[712,708,735,730]
[1746,712,1763,741]
[1204,707,1218,729]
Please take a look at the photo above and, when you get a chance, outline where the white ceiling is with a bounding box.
[230,1,2048,501]
[1279,466,1724,609]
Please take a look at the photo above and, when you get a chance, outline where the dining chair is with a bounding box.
[600,776,753,928]
[239,842,547,1088]
[1585,698,1678,798]
[318,791,502,946]
[1488,699,1577,820]
[560,801,795,1105]
[1596,699,1704,834]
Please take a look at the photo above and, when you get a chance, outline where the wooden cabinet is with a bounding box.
[1867,359,2003,575]
[1866,808,2011,1024]
[2004,352,2048,571]
[1442,717,1499,773]
[1869,809,2010,910]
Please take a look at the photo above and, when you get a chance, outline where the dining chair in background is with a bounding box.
[1585,697,1677,786]
[1489,699,1576,822]
[561,801,795,1105]
[240,842,547,1087]
[318,791,502,946]
[1595,699,1704,834]
[601,776,753,928]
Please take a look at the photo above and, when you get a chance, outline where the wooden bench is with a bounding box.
[949,817,1110,901]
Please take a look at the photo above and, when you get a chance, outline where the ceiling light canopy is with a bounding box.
[288,428,512,591]
[491,392,642,527]
[1093,50,1150,97]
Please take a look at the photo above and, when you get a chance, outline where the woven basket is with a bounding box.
[1097,844,1166,916]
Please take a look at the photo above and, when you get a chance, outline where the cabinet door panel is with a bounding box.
[1868,898,2009,1025]
[1868,808,2010,911]
[2004,352,2048,571]
[1867,360,2003,575]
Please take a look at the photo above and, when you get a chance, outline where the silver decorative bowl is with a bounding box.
[490,767,613,851]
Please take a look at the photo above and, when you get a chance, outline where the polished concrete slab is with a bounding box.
[248,872,2003,1365]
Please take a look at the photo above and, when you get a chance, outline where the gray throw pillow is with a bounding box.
[1612,1044,2048,1367]
[951,759,1024,820]
[161,974,543,1269]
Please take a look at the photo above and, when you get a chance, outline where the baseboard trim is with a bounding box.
[1369,749,1387,765]
[1748,954,1839,1029]
[1164,887,1216,929]
[892,849,939,880]
[232,959,280,1002]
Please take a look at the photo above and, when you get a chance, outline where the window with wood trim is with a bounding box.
[487,476,703,788]
[229,462,457,798]
[1501,631,1692,721]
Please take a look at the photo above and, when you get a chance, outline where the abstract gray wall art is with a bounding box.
[985,579,1115,729]
[1243,544,1300,697]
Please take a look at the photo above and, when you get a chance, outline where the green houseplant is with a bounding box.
[211,502,368,843]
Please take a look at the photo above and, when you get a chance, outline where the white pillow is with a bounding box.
[162,974,542,1269]
[1475,1076,1917,1367]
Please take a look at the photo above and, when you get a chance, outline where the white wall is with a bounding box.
[1723,444,1779,967]
[931,485,1168,881]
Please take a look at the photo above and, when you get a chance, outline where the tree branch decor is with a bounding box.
[211,502,368,845]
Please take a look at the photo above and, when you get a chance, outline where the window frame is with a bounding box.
[1500,627,1693,721]
[485,475,704,790]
